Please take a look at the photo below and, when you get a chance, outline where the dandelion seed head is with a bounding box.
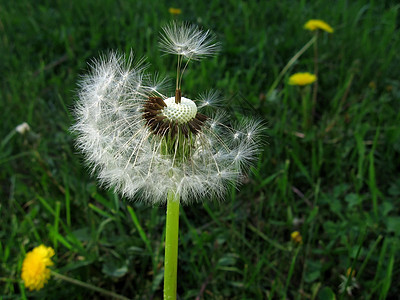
[162,97,197,124]
[73,25,264,205]
[159,21,220,60]
[339,271,359,296]
[16,122,31,134]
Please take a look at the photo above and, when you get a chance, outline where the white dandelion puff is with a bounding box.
[72,24,263,205]
[159,21,221,60]
[16,122,31,134]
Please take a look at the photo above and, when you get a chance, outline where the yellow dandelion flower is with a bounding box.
[346,267,356,278]
[21,245,55,291]
[368,81,376,90]
[288,72,317,86]
[291,231,303,244]
[168,7,182,15]
[304,19,334,33]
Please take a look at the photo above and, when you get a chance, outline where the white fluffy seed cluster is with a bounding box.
[162,97,197,124]
[72,53,263,204]
[73,23,264,205]
[159,22,221,60]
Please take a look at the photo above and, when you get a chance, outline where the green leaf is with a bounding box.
[385,217,400,233]
[72,227,91,242]
[345,193,362,208]
[217,253,238,266]
[306,206,319,223]
[305,270,321,283]
[381,202,394,216]
[102,261,128,278]
[318,287,336,300]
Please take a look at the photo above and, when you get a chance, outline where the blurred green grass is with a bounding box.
[1,0,400,299]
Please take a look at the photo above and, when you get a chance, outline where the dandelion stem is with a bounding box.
[175,56,183,103]
[283,245,301,298]
[50,271,130,300]
[300,86,311,131]
[311,31,319,122]
[267,35,316,98]
[176,55,181,92]
[163,190,180,300]
[179,56,192,89]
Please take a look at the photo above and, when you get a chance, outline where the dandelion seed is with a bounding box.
[288,72,317,86]
[197,90,222,110]
[21,245,54,291]
[304,19,334,33]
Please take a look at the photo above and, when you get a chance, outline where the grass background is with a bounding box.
[1,0,400,299]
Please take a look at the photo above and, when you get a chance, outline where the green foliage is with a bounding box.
[1,0,400,299]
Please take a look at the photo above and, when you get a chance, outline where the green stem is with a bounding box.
[50,271,130,300]
[283,245,301,298]
[267,35,316,98]
[311,31,319,123]
[163,190,180,300]
[300,87,311,131]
